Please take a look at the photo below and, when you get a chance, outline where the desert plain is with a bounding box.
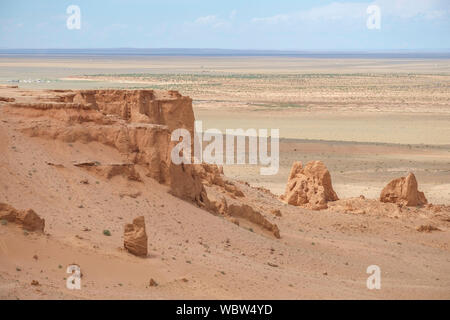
[0,55,449,299]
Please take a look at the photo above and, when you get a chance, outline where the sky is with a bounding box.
[0,0,449,50]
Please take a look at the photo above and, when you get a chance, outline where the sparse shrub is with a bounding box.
[103,230,111,236]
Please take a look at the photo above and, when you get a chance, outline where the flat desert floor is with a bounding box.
[0,56,449,299]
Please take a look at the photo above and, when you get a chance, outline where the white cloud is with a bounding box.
[192,13,234,29]
[252,2,366,25]
[194,15,218,25]
[251,0,450,25]
[375,0,450,20]
[252,14,290,25]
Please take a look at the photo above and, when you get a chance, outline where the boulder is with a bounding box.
[280,161,338,210]
[380,173,427,207]
[124,216,148,257]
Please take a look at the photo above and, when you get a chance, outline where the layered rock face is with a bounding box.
[281,161,339,210]
[0,203,45,232]
[380,173,427,207]
[124,216,148,257]
[59,89,195,131]
[5,89,201,201]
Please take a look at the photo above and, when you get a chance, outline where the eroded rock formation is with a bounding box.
[205,192,280,238]
[124,216,148,257]
[380,172,427,207]
[228,204,280,238]
[0,203,45,232]
[1,88,280,239]
[280,161,339,210]
[5,89,201,201]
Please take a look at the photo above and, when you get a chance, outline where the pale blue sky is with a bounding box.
[1,0,449,50]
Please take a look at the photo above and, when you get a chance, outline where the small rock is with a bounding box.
[149,278,158,287]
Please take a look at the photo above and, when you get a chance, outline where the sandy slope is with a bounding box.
[0,87,449,300]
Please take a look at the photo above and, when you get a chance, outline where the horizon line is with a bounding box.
[1,48,450,52]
